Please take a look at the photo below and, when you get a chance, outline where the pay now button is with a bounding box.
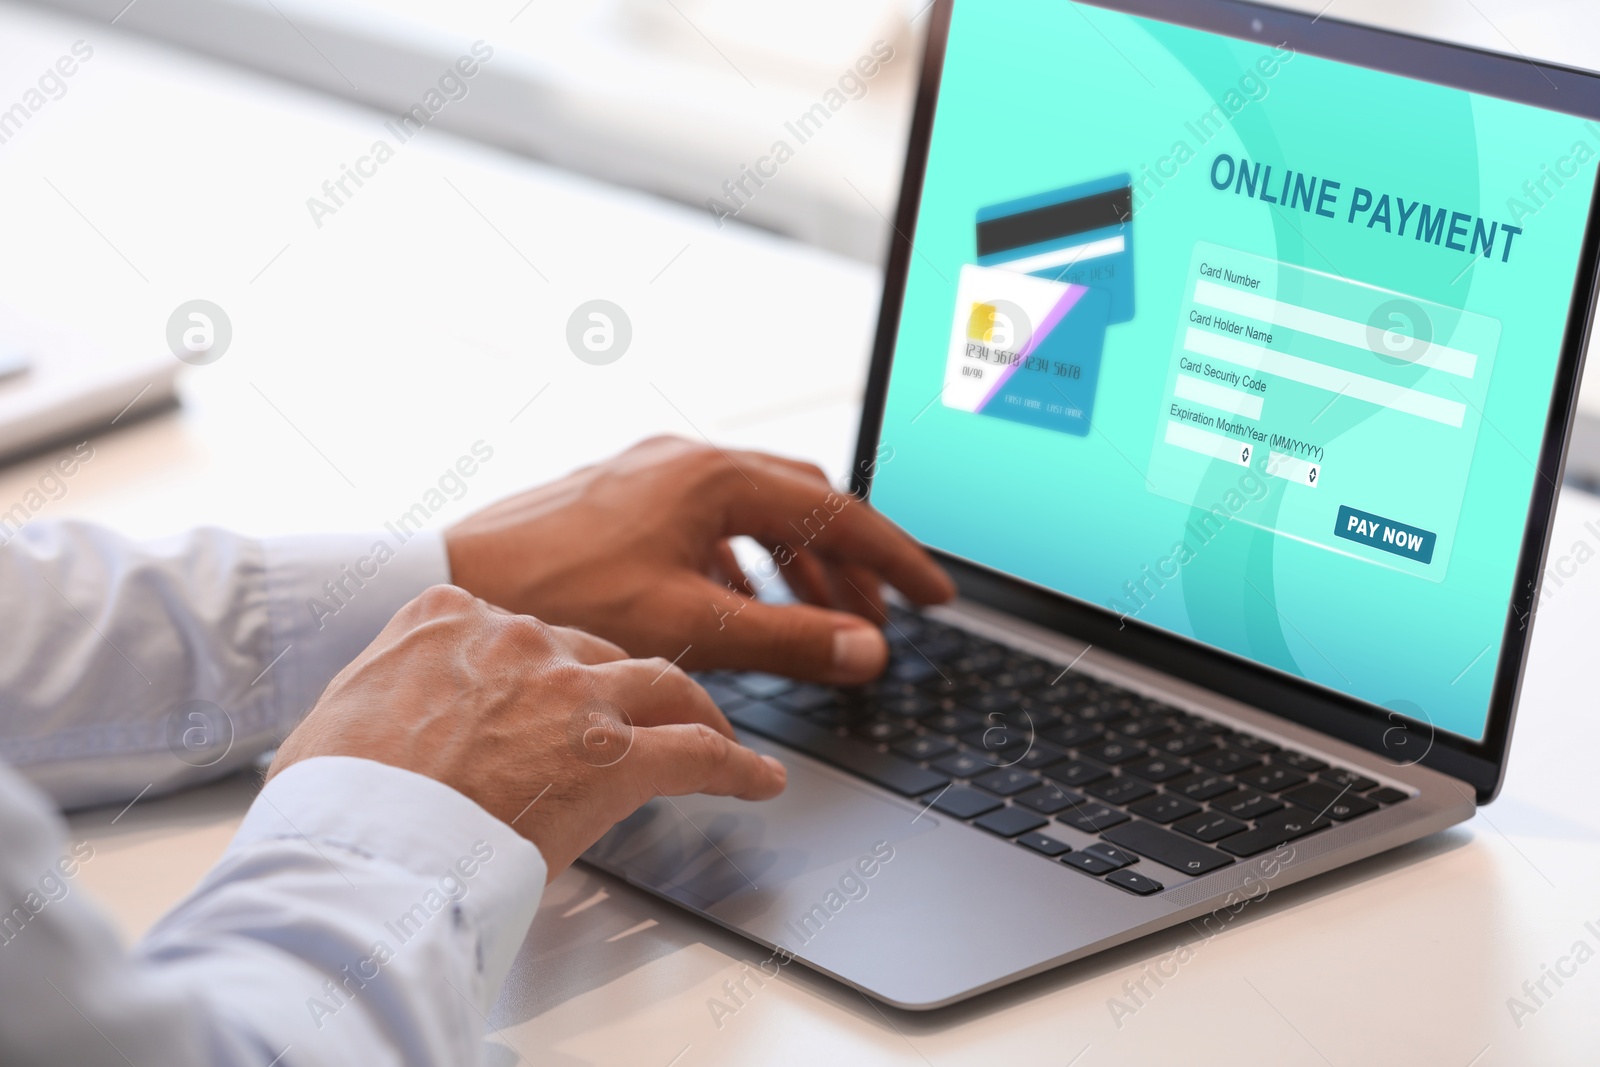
[1335,505,1437,565]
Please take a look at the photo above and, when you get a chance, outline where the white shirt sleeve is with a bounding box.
[0,754,547,1066]
[0,521,451,809]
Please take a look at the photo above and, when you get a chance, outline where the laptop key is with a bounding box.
[1045,722,1103,748]
[892,734,954,762]
[1218,809,1332,856]
[725,702,949,797]
[1056,803,1130,833]
[960,724,1029,755]
[1106,869,1164,896]
[1173,811,1248,843]
[1225,732,1280,755]
[856,679,920,701]
[878,693,938,719]
[931,786,1004,820]
[1082,739,1144,765]
[1075,702,1122,723]
[974,768,1041,797]
[1044,759,1112,787]
[1083,842,1137,869]
[1110,716,1172,740]
[1193,748,1264,775]
[733,673,795,699]
[773,685,839,714]
[700,679,751,709]
[933,751,993,778]
[1214,791,1283,820]
[1275,750,1329,774]
[1128,794,1202,824]
[889,658,940,683]
[1321,768,1379,792]
[1237,766,1309,794]
[1086,776,1156,805]
[1061,851,1119,875]
[1169,772,1237,801]
[1153,733,1216,758]
[1367,786,1410,805]
[950,649,1006,675]
[974,806,1048,838]
[852,719,911,744]
[1017,831,1072,857]
[1016,783,1085,815]
[965,690,1022,713]
[1282,782,1379,820]
[1101,821,1234,876]
[1123,756,1191,783]
[924,710,984,737]
[1013,740,1069,770]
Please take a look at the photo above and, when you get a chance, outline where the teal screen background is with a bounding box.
[870,0,1598,741]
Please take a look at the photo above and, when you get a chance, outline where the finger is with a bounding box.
[827,563,886,620]
[626,722,787,801]
[545,624,630,665]
[719,458,955,606]
[672,578,889,685]
[594,657,736,738]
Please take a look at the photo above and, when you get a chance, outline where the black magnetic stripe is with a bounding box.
[976,187,1133,258]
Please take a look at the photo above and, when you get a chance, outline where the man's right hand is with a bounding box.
[267,585,786,880]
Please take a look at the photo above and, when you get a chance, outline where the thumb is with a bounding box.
[685,593,889,685]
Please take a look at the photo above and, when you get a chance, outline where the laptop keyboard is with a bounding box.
[699,606,1410,897]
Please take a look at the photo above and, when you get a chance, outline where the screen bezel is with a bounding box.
[852,0,1600,802]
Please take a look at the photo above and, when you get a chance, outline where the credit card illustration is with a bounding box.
[943,264,1111,437]
[977,173,1134,324]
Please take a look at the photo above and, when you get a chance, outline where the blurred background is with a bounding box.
[1,0,1597,542]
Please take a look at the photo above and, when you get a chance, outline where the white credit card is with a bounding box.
[941,264,1111,437]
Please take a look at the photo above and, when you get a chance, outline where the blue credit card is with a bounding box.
[976,173,1135,324]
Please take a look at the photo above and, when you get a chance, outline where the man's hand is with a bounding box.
[267,585,786,879]
[444,437,954,686]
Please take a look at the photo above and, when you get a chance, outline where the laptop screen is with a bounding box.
[869,0,1599,744]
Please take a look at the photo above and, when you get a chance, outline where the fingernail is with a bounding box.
[831,626,886,680]
[763,755,787,781]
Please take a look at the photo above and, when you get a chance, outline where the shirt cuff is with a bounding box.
[261,530,452,731]
[233,755,547,1001]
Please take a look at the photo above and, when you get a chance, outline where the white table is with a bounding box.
[3,3,1598,1063]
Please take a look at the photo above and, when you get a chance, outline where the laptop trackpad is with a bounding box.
[585,747,937,914]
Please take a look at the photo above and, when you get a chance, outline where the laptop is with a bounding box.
[586,0,1600,1009]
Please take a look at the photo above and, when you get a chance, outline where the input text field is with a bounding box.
[1192,279,1479,379]
[1173,372,1264,419]
[1183,328,1466,428]
[1266,451,1320,487]
[1164,419,1253,466]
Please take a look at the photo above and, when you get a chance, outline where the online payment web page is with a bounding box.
[872,0,1599,741]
